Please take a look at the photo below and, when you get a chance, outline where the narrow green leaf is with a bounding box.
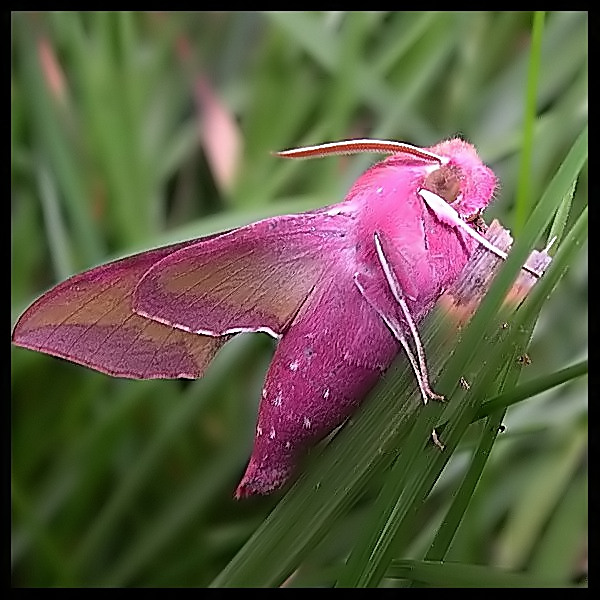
[514,11,546,233]
[334,127,587,587]
[72,336,260,575]
[528,471,587,581]
[474,359,587,420]
[495,424,587,569]
[14,14,105,267]
[387,559,570,588]
[546,178,577,254]
[35,160,73,281]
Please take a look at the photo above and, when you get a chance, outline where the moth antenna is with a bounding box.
[274,139,446,164]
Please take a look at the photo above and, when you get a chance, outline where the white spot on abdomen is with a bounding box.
[269,427,276,440]
[303,417,311,429]
[289,361,299,372]
[272,391,283,407]
[323,388,330,399]
[256,425,263,436]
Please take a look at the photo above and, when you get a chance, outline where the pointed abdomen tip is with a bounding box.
[234,460,292,499]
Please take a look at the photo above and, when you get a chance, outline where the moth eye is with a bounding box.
[423,165,460,204]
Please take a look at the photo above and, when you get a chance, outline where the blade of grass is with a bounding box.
[417,284,559,572]
[336,294,539,586]
[474,359,587,420]
[528,470,587,581]
[514,11,545,234]
[71,336,261,575]
[495,423,587,569]
[14,15,104,267]
[423,356,524,565]
[100,439,250,587]
[546,178,576,254]
[11,476,76,586]
[386,559,569,588]
[35,159,74,281]
[335,322,530,586]
[372,12,439,76]
[334,128,587,587]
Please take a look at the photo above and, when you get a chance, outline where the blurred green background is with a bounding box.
[11,12,587,587]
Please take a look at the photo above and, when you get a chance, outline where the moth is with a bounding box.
[12,137,534,497]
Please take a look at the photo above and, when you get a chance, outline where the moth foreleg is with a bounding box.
[354,272,430,403]
[373,232,445,403]
[418,188,541,278]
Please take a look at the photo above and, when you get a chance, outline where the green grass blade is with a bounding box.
[514,11,546,234]
[334,127,587,587]
[474,359,587,420]
[546,178,577,254]
[14,15,105,267]
[387,559,571,588]
[424,356,524,565]
[35,160,74,281]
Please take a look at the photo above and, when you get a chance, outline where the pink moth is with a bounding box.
[12,137,528,497]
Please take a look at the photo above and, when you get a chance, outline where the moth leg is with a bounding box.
[373,232,445,402]
[418,188,541,278]
[431,429,445,450]
[392,321,432,405]
[354,272,431,404]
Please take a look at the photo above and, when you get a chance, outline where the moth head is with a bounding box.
[422,165,461,204]
[425,138,497,218]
